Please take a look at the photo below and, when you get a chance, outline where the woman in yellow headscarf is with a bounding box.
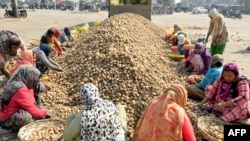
[206,8,228,56]
[133,84,196,141]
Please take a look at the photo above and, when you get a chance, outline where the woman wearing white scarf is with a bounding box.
[62,83,127,141]
[206,8,228,56]
[80,83,125,140]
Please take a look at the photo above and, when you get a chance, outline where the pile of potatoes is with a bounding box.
[27,125,64,141]
[40,13,224,140]
[45,13,185,135]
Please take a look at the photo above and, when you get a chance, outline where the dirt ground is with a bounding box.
[0,8,250,140]
[0,9,250,76]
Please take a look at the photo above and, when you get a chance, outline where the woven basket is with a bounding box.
[18,119,64,141]
[197,116,225,141]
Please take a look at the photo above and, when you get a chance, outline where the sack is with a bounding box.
[230,75,250,98]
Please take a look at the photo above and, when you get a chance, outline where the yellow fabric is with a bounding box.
[116,104,127,131]
[9,50,34,77]
[133,84,187,141]
[166,27,175,35]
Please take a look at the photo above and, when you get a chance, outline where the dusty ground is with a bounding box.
[0,9,250,140]
[1,9,250,77]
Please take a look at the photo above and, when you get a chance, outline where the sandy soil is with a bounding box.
[1,9,250,77]
[0,8,250,141]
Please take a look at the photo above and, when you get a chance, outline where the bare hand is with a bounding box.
[214,102,224,111]
[196,103,203,109]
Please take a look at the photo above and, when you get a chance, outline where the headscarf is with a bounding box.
[1,66,41,106]
[208,8,224,36]
[64,27,71,37]
[209,8,220,19]
[133,84,187,141]
[0,30,19,54]
[50,28,61,39]
[211,54,224,66]
[177,34,185,45]
[9,50,34,77]
[39,43,51,56]
[80,83,125,140]
[216,63,240,100]
[222,62,239,78]
[194,42,205,54]
[80,83,100,108]
[173,24,182,33]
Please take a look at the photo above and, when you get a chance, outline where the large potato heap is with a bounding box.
[42,13,185,135]
[41,13,223,140]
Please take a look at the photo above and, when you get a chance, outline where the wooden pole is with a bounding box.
[11,0,19,18]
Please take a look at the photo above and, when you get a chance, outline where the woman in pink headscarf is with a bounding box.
[198,63,250,123]
[133,84,196,141]
[185,42,211,75]
[9,50,35,77]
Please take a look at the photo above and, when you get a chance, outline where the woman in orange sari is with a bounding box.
[133,84,196,141]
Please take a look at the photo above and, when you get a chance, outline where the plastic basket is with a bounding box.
[167,53,184,61]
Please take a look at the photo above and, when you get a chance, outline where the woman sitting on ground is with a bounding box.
[33,44,63,74]
[133,84,196,141]
[62,83,127,141]
[186,54,224,100]
[0,66,50,131]
[177,34,191,58]
[184,42,211,75]
[167,24,187,45]
[198,63,250,124]
[41,28,63,55]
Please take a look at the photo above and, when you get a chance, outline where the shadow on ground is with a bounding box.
[231,49,250,54]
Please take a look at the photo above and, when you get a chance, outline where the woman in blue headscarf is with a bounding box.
[33,44,63,74]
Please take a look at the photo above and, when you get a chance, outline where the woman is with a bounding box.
[177,34,191,57]
[0,30,26,78]
[9,49,48,106]
[59,27,74,44]
[198,63,250,123]
[62,83,126,141]
[64,27,74,41]
[166,24,187,46]
[9,50,35,77]
[206,8,228,56]
[0,66,50,131]
[133,84,196,141]
[33,44,63,74]
[185,42,211,75]
[40,28,63,55]
[187,54,224,100]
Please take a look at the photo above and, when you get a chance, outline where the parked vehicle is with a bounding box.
[192,6,208,14]
[239,6,250,14]
[175,2,190,13]
[224,10,242,19]
[79,0,93,11]
[96,2,108,11]
[59,1,75,11]
[4,7,27,18]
